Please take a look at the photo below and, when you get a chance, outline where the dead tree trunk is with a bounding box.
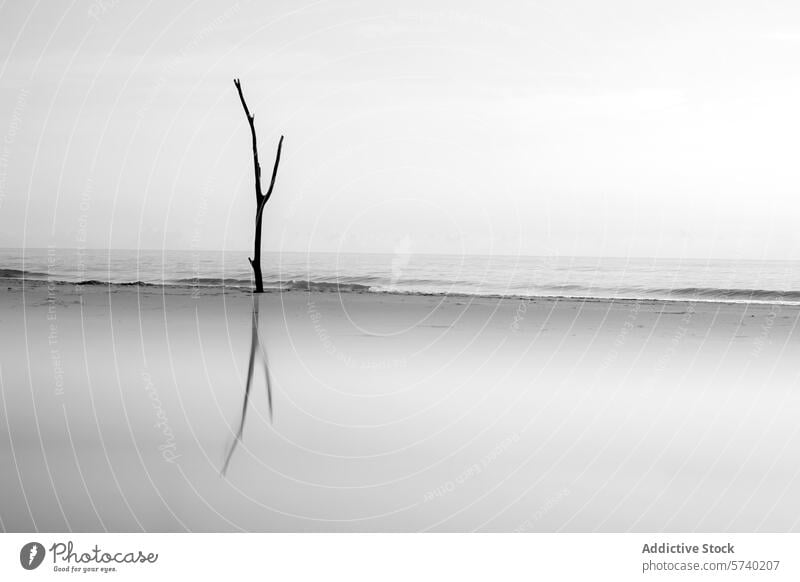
[234,78,283,293]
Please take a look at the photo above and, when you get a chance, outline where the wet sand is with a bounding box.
[1,281,800,531]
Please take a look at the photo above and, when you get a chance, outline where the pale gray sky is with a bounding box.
[2,0,800,258]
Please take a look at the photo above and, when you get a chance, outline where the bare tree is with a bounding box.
[234,78,284,293]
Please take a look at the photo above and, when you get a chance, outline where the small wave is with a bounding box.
[172,277,372,292]
[265,279,372,292]
[0,268,49,279]
[172,277,252,286]
[519,283,800,303]
[650,286,800,302]
[75,280,160,287]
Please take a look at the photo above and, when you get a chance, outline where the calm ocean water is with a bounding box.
[2,247,800,305]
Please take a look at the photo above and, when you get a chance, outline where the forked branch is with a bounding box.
[233,78,284,293]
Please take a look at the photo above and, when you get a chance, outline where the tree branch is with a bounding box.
[263,135,284,203]
[234,78,263,201]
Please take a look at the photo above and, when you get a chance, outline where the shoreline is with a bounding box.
[5,277,800,308]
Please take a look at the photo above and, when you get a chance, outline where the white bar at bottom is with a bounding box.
[1,533,796,581]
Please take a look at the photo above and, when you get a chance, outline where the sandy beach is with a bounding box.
[1,280,799,532]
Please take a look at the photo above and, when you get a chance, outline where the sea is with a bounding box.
[2,247,800,305]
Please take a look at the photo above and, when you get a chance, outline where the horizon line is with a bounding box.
[2,247,800,263]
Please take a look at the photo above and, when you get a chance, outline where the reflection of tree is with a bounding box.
[222,295,272,476]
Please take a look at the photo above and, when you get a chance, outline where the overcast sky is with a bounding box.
[2,0,800,258]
